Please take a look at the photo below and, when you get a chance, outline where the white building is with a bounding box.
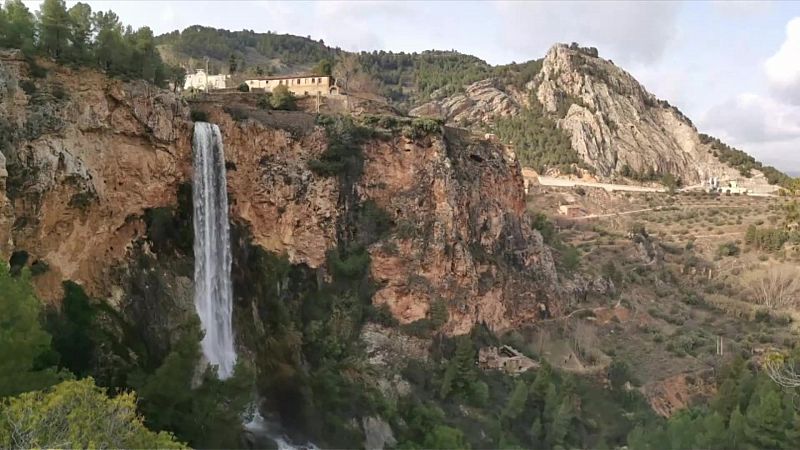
[184,69,230,91]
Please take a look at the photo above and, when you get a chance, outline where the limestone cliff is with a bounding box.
[532,44,750,185]
[361,128,558,334]
[0,51,560,335]
[409,79,520,128]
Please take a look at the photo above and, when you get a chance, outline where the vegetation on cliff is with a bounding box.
[156,25,335,68]
[699,133,792,187]
[0,264,61,398]
[0,264,185,447]
[0,191,253,449]
[628,356,800,450]
[0,378,185,449]
[493,97,587,174]
[0,0,183,87]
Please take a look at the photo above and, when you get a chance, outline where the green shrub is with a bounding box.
[716,241,740,257]
[429,298,449,329]
[559,246,581,271]
[223,106,248,122]
[19,79,36,95]
[30,259,50,276]
[327,247,370,280]
[190,109,208,122]
[366,303,399,327]
[237,82,249,92]
[270,84,296,110]
[256,94,271,110]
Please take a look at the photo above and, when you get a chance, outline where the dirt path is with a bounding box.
[536,176,665,193]
[684,231,744,239]
[574,203,770,221]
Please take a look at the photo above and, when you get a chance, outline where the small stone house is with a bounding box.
[558,204,585,217]
[478,346,539,375]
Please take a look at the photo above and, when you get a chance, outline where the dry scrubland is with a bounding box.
[516,186,800,412]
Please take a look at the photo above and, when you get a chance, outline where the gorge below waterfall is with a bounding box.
[192,122,237,379]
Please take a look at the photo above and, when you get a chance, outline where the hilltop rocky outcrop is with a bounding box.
[532,44,748,185]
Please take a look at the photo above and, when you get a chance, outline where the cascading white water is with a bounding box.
[192,122,237,379]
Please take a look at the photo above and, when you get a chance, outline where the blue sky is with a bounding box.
[23,1,800,172]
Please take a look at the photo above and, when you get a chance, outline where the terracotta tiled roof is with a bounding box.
[245,74,329,81]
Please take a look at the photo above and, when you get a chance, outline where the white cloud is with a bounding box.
[704,93,800,143]
[765,17,800,105]
[711,0,774,18]
[493,1,680,65]
[701,93,800,170]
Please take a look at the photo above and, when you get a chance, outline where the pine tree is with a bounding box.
[745,388,787,449]
[0,264,60,398]
[502,379,529,420]
[1,0,36,52]
[698,412,728,450]
[67,2,92,63]
[228,53,237,74]
[530,417,545,447]
[547,396,574,448]
[666,410,703,450]
[728,407,747,450]
[37,0,70,59]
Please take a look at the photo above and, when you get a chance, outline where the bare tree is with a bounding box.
[332,53,380,96]
[764,352,800,388]
[744,265,800,309]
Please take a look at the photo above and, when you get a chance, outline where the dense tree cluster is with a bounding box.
[0,378,184,449]
[744,225,797,252]
[393,331,657,449]
[699,133,792,187]
[493,97,587,174]
[0,0,182,88]
[0,259,250,448]
[156,25,335,68]
[353,50,493,106]
[0,264,61,398]
[628,357,800,450]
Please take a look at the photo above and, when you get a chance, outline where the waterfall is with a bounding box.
[192,122,237,379]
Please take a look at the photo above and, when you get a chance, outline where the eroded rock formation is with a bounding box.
[532,44,748,184]
[409,79,520,128]
[0,53,560,335]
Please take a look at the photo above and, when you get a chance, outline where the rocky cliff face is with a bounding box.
[360,128,558,334]
[0,52,560,335]
[409,79,520,128]
[0,50,192,302]
[532,44,748,184]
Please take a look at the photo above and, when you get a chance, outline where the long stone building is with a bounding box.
[245,75,337,96]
